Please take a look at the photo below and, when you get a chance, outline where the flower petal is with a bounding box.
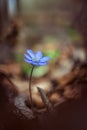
[39,62,47,66]
[27,49,35,58]
[35,51,43,60]
[24,54,32,61]
[40,56,50,63]
[31,61,40,66]
[24,59,33,64]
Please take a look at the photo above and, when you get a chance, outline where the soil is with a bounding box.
[0,62,87,130]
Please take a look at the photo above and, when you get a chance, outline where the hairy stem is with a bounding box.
[29,65,34,110]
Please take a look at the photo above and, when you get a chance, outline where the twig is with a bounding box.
[37,87,53,112]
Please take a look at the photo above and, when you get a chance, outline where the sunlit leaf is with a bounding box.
[44,50,60,60]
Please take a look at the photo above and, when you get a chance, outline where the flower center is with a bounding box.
[33,58,38,62]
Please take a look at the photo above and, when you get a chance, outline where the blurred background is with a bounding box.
[0,0,87,107]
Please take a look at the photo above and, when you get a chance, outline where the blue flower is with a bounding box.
[24,49,50,66]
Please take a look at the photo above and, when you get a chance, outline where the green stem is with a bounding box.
[29,65,34,110]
